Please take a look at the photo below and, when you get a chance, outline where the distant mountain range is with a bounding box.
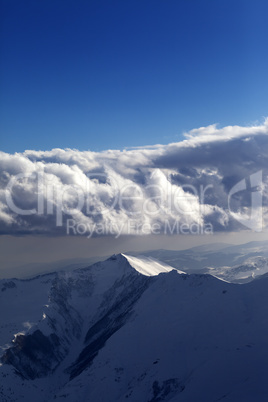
[131,240,268,283]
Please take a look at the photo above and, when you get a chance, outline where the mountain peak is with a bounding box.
[100,253,178,277]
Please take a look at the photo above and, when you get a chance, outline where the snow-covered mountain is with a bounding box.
[206,255,268,283]
[1,253,268,401]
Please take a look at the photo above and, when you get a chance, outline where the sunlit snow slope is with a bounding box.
[122,254,185,276]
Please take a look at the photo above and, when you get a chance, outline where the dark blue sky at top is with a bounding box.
[0,0,267,153]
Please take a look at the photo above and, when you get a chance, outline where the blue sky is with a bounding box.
[1,0,268,153]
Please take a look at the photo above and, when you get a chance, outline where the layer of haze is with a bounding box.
[1,231,268,279]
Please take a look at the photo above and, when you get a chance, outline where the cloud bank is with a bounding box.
[1,120,268,236]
